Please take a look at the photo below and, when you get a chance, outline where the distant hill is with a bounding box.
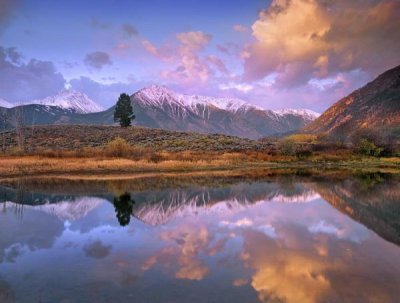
[0,86,319,139]
[304,65,400,139]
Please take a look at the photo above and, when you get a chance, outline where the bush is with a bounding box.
[357,139,382,157]
[295,149,312,159]
[285,134,318,144]
[277,139,296,156]
[105,137,133,157]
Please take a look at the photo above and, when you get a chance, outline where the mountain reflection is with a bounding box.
[0,173,399,244]
[0,172,399,302]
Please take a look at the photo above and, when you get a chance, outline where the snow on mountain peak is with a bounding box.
[135,85,264,113]
[273,108,320,120]
[136,85,179,106]
[30,89,104,114]
[0,98,13,108]
[185,94,264,112]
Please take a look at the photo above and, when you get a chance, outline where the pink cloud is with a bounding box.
[243,0,400,86]
[142,40,158,56]
[176,31,212,51]
[141,30,231,88]
[233,24,248,33]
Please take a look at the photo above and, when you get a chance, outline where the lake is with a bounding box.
[0,171,399,303]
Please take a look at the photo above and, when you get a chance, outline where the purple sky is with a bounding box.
[0,0,399,111]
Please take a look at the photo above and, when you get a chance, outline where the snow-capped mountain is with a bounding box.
[135,85,264,114]
[0,98,13,108]
[273,108,320,120]
[29,90,104,114]
[3,197,105,221]
[0,85,319,139]
[129,85,319,139]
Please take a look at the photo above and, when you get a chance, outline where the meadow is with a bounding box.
[0,125,399,178]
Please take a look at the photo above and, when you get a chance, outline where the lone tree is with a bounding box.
[114,93,135,127]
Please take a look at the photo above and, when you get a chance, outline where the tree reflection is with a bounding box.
[113,192,135,226]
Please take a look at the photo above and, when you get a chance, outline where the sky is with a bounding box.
[0,0,399,111]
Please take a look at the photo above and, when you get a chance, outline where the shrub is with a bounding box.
[357,139,382,157]
[105,137,133,157]
[277,139,296,156]
[295,149,312,159]
[285,134,318,144]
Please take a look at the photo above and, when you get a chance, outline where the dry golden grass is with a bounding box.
[0,151,399,179]
[0,154,272,178]
[283,134,319,143]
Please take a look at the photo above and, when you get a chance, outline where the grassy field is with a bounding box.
[0,125,399,178]
[0,154,399,179]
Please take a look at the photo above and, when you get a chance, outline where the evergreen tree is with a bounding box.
[114,93,135,127]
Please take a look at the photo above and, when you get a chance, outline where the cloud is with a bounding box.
[142,31,231,89]
[176,31,211,51]
[216,42,241,57]
[114,43,130,51]
[1,46,21,64]
[141,223,212,281]
[0,204,64,263]
[84,51,112,70]
[233,24,248,33]
[142,40,159,57]
[89,17,111,30]
[220,69,371,111]
[243,0,400,86]
[0,46,66,102]
[121,23,138,38]
[206,55,229,74]
[83,240,112,259]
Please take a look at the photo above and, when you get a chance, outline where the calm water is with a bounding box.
[0,172,399,303]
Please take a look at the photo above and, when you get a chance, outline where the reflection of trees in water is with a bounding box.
[356,172,384,189]
[113,192,135,226]
[0,185,24,218]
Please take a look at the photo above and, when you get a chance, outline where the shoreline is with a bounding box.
[0,155,399,180]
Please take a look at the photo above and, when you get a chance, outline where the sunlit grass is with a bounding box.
[0,151,399,179]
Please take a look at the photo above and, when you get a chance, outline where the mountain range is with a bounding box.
[1,64,399,140]
[0,90,103,113]
[0,86,319,139]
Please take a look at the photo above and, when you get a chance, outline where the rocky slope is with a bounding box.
[304,65,400,138]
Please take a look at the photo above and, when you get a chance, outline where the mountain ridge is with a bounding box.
[0,98,13,108]
[129,85,318,139]
[0,86,318,139]
[304,64,400,138]
[28,89,104,114]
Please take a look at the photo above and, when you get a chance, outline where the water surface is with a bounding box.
[0,172,399,303]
